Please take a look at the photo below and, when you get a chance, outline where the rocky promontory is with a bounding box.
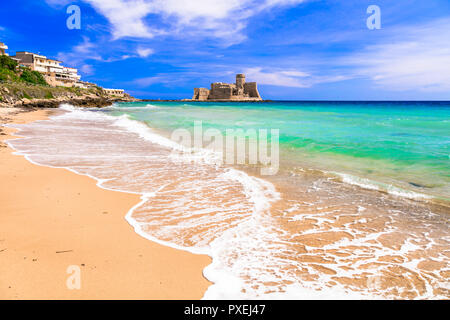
[0,82,138,109]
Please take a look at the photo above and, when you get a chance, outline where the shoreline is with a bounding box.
[0,95,137,109]
[2,103,448,300]
[116,102,450,208]
[0,107,211,300]
[0,81,139,109]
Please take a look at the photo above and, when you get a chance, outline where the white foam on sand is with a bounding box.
[6,104,304,299]
[6,104,448,300]
[333,172,432,201]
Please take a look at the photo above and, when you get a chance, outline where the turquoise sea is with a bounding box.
[108,101,450,202]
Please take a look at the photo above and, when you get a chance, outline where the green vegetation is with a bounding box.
[0,67,19,82]
[0,55,48,86]
[1,56,92,103]
[66,86,84,96]
[0,55,18,71]
[0,56,129,105]
[23,92,32,99]
[44,91,54,99]
[20,68,48,86]
[0,81,113,105]
[0,56,20,81]
[1,82,69,102]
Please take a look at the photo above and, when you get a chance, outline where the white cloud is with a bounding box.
[72,37,99,56]
[56,37,137,74]
[279,70,310,77]
[57,37,102,66]
[80,64,94,75]
[132,76,164,87]
[83,0,159,39]
[346,18,450,92]
[244,67,348,88]
[48,0,306,43]
[244,67,310,88]
[136,47,154,58]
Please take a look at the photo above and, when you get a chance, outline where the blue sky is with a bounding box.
[1,0,449,100]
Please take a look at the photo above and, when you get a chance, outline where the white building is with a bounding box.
[0,42,8,56]
[103,88,125,96]
[12,51,81,87]
[74,81,98,89]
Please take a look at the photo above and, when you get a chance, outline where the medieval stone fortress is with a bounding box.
[192,74,262,101]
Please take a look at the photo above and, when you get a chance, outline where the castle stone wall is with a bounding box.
[192,74,262,101]
[244,82,261,99]
[209,83,234,100]
[193,88,210,101]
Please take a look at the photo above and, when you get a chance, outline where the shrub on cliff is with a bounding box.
[0,56,20,82]
[20,68,48,86]
[0,55,18,71]
[0,68,19,82]
[0,56,48,86]
[44,91,54,99]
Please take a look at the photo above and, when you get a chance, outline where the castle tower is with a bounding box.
[236,74,246,90]
[192,73,262,101]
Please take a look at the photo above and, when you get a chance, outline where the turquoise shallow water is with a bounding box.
[8,102,450,298]
[106,101,450,201]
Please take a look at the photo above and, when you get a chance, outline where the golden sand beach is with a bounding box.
[0,108,211,300]
[1,106,448,300]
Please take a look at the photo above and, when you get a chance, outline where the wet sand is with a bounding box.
[2,107,448,300]
[0,108,211,300]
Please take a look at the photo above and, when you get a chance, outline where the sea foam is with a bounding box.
[6,103,449,300]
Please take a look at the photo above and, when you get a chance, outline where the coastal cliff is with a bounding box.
[0,82,138,108]
[191,74,262,102]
